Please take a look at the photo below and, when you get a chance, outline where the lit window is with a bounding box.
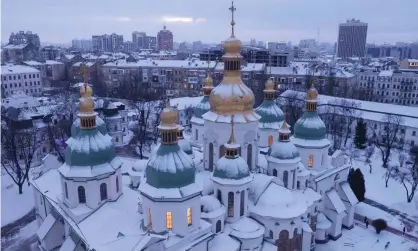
[308,154,313,167]
[268,135,273,146]
[166,211,172,229]
[187,208,192,226]
[277,84,281,89]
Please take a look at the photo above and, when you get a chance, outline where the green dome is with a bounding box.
[65,128,116,166]
[213,155,250,180]
[145,144,196,189]
[267,141,300,160]
[255,100,284,129]
[71,117,107,137]
[294,111,326,140]
[192,96,210,120]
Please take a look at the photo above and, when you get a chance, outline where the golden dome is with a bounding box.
[80,85,93,98]
[307,85,318,100]
[160,100,178,127]
[223,36,242,55]
[265,78,274,91]
[209,82,255,115]
[79,97,95,114]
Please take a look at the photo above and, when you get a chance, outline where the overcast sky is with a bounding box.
[2,0,417,45]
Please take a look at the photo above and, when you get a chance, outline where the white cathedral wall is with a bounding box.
[240,236,263,251]
[203,120,259,171]
[142,195,201,236]
[251,214,302,243]
[258,128,276,148]
[213,182,250,223]
[191,122,204,146]
[267,161,298,190]
[296,146,329,172]
[302,230,312,251]
[343,206,355,228]
[41,219,65,251]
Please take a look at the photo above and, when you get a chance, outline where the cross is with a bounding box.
[81,63,88,86]
[268,55,272,75]
[229,1,236,36]
[228,114,236,144]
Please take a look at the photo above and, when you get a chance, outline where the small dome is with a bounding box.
[178,138,194,158]
[160,100,178,127]
[223,36,242,55]
[203,73,214,87]
[79,97,95,114]
[213,155,250,180]
[307,85,318,100]
[293,112,326,140]
[265,78,274,90]
[255,100,284,129]
[201,196,222,213]
[80,85,93,98]
[193,96,210,119]
[268,141,300,160]
[145,144,196,189]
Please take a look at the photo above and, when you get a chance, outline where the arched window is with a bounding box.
[209,143,214,171]
[240,190,245,216]
[187,208,192,226]
[217,189,222,203]
[166,211,172,229]
[268,135,273,146]
[305,179,308,188]
[292,170,296,189]
[297,181,300,189]
[195,129,198,140]
[64,182,68,199]
[116,176,119,193]
[228,192,234,217]
[78,186,86,203]
[273,169,278,177]
[283,171,289,188]
[100,183,108,201]
[219,145,226,158]
[147,208,152,230]
[269,230,273,239]
[308,154,313,167]
[115,137,119,143]
[247,144,253,169]
[216,220,222,233]
[278,230,290,251]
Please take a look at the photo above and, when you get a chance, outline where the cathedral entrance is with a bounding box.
[277,230,289,251]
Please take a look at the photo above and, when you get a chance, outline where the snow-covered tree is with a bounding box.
[369,114,404,168]
[354,118,367,149]
[390,163,418,203]
[348,168,366,201]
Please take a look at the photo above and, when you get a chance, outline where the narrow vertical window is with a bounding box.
[147,208,152,230]
[78,186,86,203]
[268,135,273,146]
[100,183,108,200]
[166,212,172,229]
[187,208,192,226]
[228,192,234,217]
[116,176,119,193]
[64,182,68,199]
[240,190,245,216]
[308,154,313,167]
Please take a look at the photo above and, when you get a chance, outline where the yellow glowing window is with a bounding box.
[277,84,281,89]
[308,154,313,167]
[187,208,192,226]
[166,211,172,229]
[268,135,273,146]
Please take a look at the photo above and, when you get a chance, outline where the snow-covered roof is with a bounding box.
[316,212,332,229]
[3,43,27,49]
[73,62,95,67]
[201,196,225,219]
[23,60,45,66]
[209,233,240,251]
[1,64,40,74]
[170,96,203,110]
[45,60,64,65]
[228,217,265,240]
[326,189,346,214]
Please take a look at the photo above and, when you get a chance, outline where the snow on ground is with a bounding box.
[123,131,134,145]
[351,148,418,218]
[1,220,38,251]
[317,225,416,251]
[356,202,404,229]
[1,174,35,227]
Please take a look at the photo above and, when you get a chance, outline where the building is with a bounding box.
[92,33,124,52]
[1,65,43,97]
[71,39,93,51]
[31,4,358,251]
[400,58,418,70]
[132,31,157,50]
[337,19,368,58]
[40,46,61,61]
[3,31,41,62]
[157,25,174,50]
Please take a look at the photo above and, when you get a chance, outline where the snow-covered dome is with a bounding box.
[254,100,284,129]
[177,126,194,158]
[213,149,250,180]
[293,112,326,140]
[192,96,210,120]
[201,196,221,213]
[268,141,300,160]
[229,217,265,240]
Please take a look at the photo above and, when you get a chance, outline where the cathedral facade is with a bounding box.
[31,2,357,251]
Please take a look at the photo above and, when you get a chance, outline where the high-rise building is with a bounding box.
[337,19,368,58]
[72,39,93,51]
[92,33,123,52]
[157,25,173,50]
[132,31,156,50]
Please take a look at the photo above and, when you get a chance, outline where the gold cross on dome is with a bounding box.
[229,1,236,36]
[81,63,88,85]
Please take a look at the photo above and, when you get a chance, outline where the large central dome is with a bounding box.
[205,6,259,123]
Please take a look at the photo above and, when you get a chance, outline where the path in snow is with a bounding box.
[364,198,418,234]
[1,212,38,251]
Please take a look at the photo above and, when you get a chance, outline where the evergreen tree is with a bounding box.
[354,118,367,149]
[348,168,366,201]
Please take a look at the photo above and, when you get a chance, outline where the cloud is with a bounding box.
[115,17,131,22]
[162,16,206,24]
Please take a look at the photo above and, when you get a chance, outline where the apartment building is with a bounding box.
[337,19,368,58]
[358,68,418,106]
[1,65,42,97]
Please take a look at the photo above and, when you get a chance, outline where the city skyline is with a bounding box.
[2,0,418,45]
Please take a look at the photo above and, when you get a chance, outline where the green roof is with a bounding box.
[255,100,284,125]
[213,156,250,180]
[65,128,116,166]
[145,144,196,189]
[192,96,210,119]
[293,111,326,140]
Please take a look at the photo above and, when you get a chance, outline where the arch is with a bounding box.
[78,186,86,203]
[278,230,289,251]
[219,145,226,158]
[268,135,273,146]
[291,228,302,251]
[297,181,300,189]
[240,190,245,216]
[308,154,313,167]
[209,143,214,171]
[64,182,68,199]
[100,183,108,201]
[273,169,278,177]
[187,208,192,226]
[283,171,289,188]
[217,189,222,203]
[228,192,234,217]
[247,144,253,169]
[305,179,308,188]
[269,230,273,239]
[116,176,119,193]
[216,220,222,233]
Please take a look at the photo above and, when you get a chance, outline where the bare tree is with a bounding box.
[369,114,404,168]
[1,124,40,194]
[364,145,375,173]
[182,106,195,133]
[46,117,71,163]
[279,91,304,130]
[390,163,418,202]
[384,165,397,188]
[398,151,407,167]
[323,99,344,151]
[339,100,361,147]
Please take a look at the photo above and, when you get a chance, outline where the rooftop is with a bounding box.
[1,64,40,74]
